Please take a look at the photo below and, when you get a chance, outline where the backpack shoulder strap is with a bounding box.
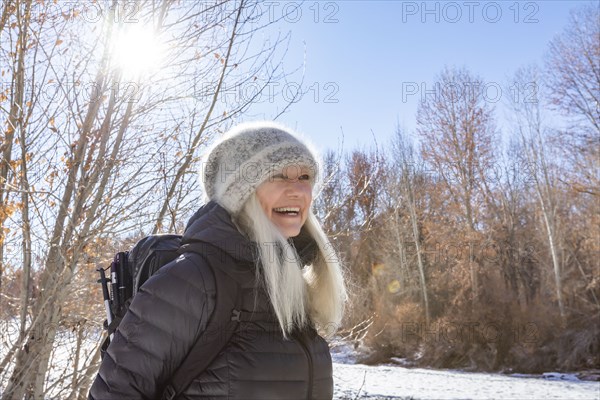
[161,246,243,400]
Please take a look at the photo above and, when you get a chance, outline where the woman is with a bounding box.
[89,121,347,399]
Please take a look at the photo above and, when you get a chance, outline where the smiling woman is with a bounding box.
[256,166,313,238]
[89,121,348,399]
[110,24,165,78]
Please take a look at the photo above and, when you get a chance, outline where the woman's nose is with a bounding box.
[285,182,300,196]
[284,180,307,197]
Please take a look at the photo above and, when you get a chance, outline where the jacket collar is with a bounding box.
[182,201,257,263]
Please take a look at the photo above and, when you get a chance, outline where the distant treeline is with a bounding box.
[316,3,598,373]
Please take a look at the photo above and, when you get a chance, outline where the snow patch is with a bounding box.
[333,362,600,400]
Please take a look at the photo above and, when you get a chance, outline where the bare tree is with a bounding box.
[545,2,599,196]
[345,149,386,283]
[508,66,566,321]
[492,140,540,307]
[416,66,499,307]
[0,1,302,397]
[390,127,430,326]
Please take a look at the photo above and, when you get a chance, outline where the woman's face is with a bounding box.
[256,165,313,238]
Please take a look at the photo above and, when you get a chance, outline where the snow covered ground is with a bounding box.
[331,343,600,400]
[332,362,600,400]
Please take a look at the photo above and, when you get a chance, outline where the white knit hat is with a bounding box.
[202,121,320,215]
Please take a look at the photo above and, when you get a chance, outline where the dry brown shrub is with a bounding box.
[359,301,424,365]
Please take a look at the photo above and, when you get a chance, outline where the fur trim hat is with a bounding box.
[202,121,320,215]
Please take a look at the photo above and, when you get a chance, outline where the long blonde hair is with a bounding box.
[236,194,347,338]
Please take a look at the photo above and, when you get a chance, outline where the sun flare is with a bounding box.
[111,25,164,78]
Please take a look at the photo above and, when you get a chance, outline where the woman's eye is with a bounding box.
[299,174,310,181]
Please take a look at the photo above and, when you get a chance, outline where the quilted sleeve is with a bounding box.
[89,253,216,400]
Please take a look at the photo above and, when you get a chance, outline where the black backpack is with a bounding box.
[97,234,271,400]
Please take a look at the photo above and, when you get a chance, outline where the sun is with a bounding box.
[111,24,165,79]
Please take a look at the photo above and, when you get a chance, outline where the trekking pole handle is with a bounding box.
[110,258,120,314]
[116,252,128,315]
[97,267,114,340]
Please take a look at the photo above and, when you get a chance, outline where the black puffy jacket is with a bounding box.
[89,202,333,400]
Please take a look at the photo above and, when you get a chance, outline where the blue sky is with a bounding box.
[249,0,586,153]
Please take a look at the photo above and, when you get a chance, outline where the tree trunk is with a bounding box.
[18,80,32,344]
[0,0,32,296]
[537,186,565,319]
[69,322,84,400]
[392,209,406,294]
[74,342,102,400]
[408,198,430,326]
